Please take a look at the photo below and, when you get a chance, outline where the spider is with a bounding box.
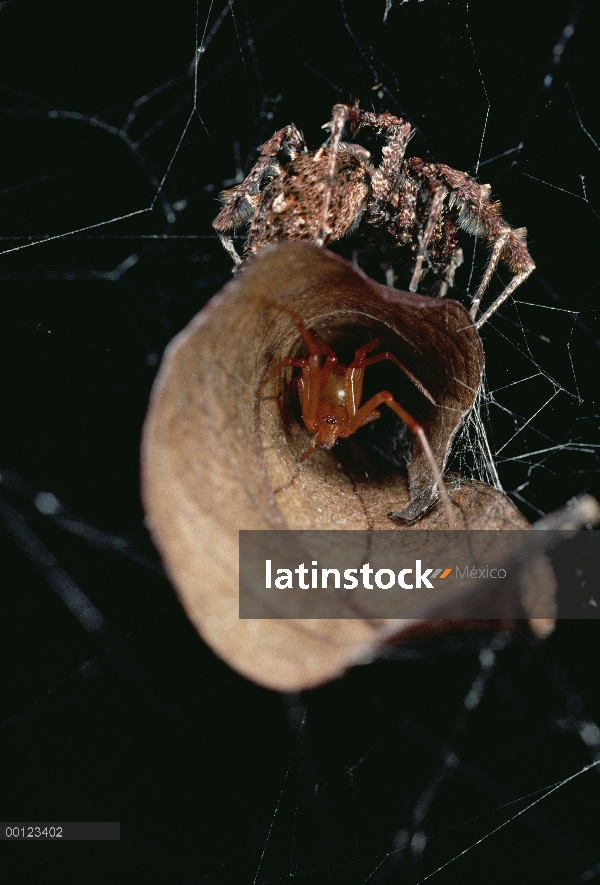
[259,300,456,527]
[213,101,535,329]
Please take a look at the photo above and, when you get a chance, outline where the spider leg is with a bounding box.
[465,222,535,328]
[259,352,327,438]
[258,298,340,429]
[216,230,244,266]
[409,184,448,292]
[473,266,534,329]
[369,121,412,205]
[341,390,457,528]
[317,103,413,246]
[435,163,535,327]
[299,435,319,461]
[316,104,349,246]
[351,337,383,361]
[436,246,463,298]
[257,356,309,393]
[468,229,510,320]
[350,351,436,405]
[259,298,336,364]
[213,124,307,264]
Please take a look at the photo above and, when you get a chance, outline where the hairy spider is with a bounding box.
[213,102,535,328]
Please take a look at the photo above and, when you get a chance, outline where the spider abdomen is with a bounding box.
[246,148,370,254]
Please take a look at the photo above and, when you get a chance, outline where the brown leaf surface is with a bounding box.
[141,243,554,691]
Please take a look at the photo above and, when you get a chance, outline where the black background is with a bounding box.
[1,1,599,882]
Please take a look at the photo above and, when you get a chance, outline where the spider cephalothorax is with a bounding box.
[213,102,535,329]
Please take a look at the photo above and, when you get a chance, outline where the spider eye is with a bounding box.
[325,416,338,425]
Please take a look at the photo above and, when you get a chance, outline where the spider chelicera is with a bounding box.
[214,101,535,329]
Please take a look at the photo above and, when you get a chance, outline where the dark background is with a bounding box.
[0,0,599,882]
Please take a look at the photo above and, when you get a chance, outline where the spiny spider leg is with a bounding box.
[316,104,349,246]
[317,103,412,245]
[468,230,510,320]
[436,164,535,327]
[410,184,448,293]
[343,105,413,204]
[472,267,534,329]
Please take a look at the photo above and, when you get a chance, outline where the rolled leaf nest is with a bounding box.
[141,243,555,690]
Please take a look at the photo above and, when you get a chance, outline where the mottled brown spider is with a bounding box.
[213,102,535,329]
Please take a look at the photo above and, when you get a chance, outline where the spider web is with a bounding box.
[0,0,599,881]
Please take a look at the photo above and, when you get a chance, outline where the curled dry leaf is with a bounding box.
[141,243,555,691]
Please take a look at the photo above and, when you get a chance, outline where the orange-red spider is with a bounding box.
[260,304,456,526]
